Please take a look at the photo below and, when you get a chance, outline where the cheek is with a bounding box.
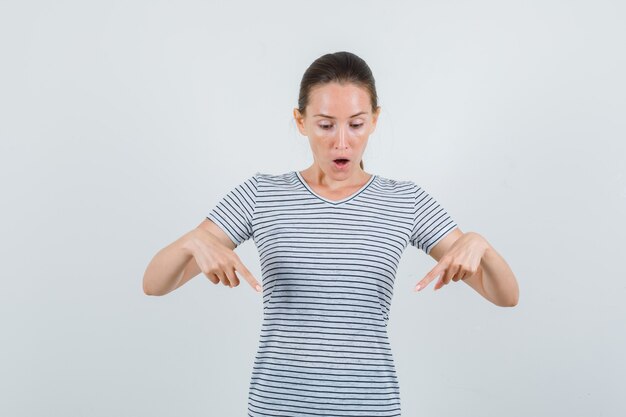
[351,130,369,144]
[306,128,329,145]
[316,128,334,137]
[310,128,369,143]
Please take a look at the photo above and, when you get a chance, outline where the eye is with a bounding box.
[318,123,363,130]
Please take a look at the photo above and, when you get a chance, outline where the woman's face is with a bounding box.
[294,82,380,177]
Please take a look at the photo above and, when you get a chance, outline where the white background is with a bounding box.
[1,0,624,416]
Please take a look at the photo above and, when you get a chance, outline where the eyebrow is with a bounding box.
[313,111,368,119]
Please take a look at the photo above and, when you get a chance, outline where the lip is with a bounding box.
[333,159,350,170]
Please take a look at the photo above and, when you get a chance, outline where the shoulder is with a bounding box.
[373,173,418,194]
[253,171,292,181]
[363,174,416,209]
[252,171,295,185]
[250,171,301,193]
[378,174,449,202]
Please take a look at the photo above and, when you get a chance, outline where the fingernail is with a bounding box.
[255,284,262,292]
[415,284,421,291]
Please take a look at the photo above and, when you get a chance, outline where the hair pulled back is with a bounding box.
[297,51,378,170]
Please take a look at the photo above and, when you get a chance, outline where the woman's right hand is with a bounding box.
[183,228,262,292]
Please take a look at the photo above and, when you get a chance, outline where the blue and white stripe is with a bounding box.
[207,170,457,416]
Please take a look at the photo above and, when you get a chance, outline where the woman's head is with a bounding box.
[293,51,380,176]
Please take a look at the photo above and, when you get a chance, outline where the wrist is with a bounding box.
[466,231,492,257]
[180,229,199,257]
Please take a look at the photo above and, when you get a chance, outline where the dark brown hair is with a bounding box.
[297,51,379,170]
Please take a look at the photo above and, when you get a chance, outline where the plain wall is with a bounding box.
[1,0,624,416]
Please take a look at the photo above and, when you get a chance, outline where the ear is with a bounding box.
[370,106,381,134]
[293,108,306,135]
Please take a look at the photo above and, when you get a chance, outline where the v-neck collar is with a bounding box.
[294,170,377,205]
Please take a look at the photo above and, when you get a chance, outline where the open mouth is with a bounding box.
[333,158,350,167]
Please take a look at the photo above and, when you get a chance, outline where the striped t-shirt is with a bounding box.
[206,170,458,417]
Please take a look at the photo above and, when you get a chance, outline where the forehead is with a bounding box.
[308,82,370,116]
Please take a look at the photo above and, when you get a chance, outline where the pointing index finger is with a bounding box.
[234,258,262,293]
[414,262,445,292]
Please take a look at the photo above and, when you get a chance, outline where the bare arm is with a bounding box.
[429,227,490,300]
[428,228,519,307]
[142,218,238,296]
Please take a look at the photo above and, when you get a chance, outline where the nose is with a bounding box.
[335,125,348,149]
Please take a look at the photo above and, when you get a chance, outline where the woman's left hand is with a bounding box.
[414,232,490,292]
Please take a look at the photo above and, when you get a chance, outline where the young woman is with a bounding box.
[143,51,519,416]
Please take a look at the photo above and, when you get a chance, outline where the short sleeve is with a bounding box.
[409,182,458,255]
[206,173,259,248]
